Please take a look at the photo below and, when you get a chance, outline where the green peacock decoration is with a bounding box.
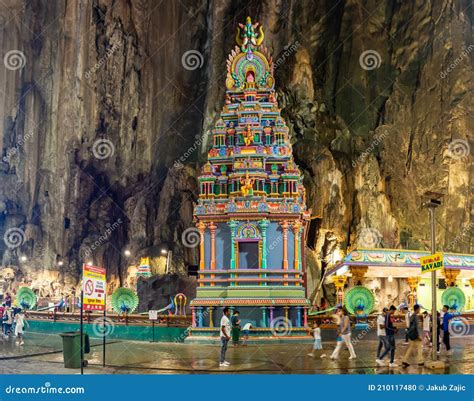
[344,286,375,315]
[111,287,139,314]
[441,287,465,311]
[15,287,37,310]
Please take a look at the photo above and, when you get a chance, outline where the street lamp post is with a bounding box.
[428,205,437,362]
[423,191,445,369]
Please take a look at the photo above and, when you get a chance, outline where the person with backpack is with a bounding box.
[401,304,424,367]
[377,305,397,367]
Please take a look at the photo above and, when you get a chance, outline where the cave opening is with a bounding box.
[306,217,321,250]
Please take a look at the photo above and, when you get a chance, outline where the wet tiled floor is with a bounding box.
[0,332,472,374]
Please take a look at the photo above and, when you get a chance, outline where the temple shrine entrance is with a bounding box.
[237,241,259,269]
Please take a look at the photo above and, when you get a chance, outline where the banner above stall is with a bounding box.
[420,253,444,274]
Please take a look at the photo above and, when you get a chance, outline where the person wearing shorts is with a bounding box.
[308,322,326,358]
[241,322,252,346]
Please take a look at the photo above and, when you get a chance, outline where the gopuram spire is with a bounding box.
[189,17,311,343]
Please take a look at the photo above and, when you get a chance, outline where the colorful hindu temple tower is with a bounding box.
[188,17,311,341]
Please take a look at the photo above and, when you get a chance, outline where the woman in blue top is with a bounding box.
[330,308,357,360]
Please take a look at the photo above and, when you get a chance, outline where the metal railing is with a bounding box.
[25,310,191,327]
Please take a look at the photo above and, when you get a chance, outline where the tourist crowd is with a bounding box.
[0,292,29,345]
[374,303,454,368]
[218,303,456,368]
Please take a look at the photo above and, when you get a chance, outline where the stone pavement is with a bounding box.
[0,332,472,374]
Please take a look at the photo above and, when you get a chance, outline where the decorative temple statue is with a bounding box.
[189,17,311,342]
[136,257,152,278]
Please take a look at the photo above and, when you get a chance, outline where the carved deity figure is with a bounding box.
[243,124,254,146]
[226,121,236,136]
[263,120,272,135]
[236,16,264,53]
[240,171,255,197]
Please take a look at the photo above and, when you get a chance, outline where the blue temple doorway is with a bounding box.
[237,241,259,269]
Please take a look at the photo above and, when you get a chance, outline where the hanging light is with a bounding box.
[161,249,168,255]
[124,249,131,257]
[58,260,64,266]
[20,255,27,262]
[388,275,393,283]
[333,248,344,263]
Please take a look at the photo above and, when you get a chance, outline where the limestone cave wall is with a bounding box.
[0,0,472,300]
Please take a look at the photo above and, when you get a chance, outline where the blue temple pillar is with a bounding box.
[296,306,302,328]
[197,307,203,327]
[261,306,267,327]
[258,219,269,286]
[298,227,303,271]
[228,220,238,286]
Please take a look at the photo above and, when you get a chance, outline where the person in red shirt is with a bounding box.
[4,293,12,307]
[320,297,327,310]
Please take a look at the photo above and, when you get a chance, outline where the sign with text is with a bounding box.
[149,310,158,320]
[82,264,106,311]
[420,253,444,274]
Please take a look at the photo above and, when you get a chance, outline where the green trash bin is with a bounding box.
[59,331,87,369]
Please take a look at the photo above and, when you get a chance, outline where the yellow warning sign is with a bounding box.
[420,253,444,274]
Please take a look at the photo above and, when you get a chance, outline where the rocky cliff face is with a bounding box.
[0,0,472,300]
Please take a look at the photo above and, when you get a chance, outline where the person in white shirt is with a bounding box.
[14,311,28,345]
[241,322,252,346]
[308,321,326,358]
[375,307,388,364]
[403,307,411,345]
[219,307,231,367]
[422,311,431,347]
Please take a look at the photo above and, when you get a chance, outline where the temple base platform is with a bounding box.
[185,327,313,344]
